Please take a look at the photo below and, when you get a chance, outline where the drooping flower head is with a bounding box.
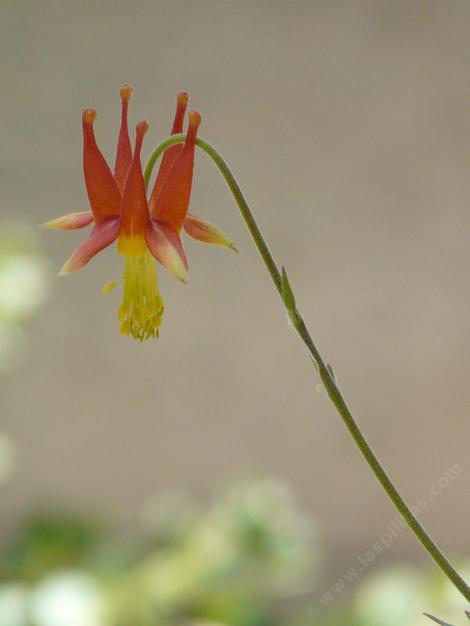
[43,86,236,340]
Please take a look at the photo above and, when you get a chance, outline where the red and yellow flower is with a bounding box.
[43,85,236,340]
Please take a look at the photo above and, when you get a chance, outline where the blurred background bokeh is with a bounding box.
[1,1,470,624]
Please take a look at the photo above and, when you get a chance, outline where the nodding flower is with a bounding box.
[43,85,236,341]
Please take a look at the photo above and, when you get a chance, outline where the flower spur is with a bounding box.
[43,85,236,340]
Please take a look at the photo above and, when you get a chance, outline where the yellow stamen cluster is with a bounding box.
[118,253,164,341]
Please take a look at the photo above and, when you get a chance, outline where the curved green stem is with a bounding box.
[144,135,470,604]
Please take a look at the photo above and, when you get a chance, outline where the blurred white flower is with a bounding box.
[0,254,49,323]
[355,567,426,626]
[0,583,28,626]
[31,571,104,626]
[354,563,470,626]
[0,221,51,372]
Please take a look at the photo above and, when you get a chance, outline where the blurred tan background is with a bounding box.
[1,0,470,587]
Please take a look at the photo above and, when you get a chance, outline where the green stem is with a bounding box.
[144,135,470,604]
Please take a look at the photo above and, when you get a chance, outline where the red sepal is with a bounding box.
[150,110,201,231]
[82,109,121,222]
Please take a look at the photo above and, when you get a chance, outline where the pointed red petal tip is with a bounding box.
[120,83,134,101]
[136,120,149,137]
[171,92,189,134]
[134,121,149,153]
[177,91,189,106]
[188,110,201,128]
[114,85,133,193]
[184,110,201,145]
[83,108,97,124]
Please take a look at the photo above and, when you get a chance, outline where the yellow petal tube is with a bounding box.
[118,252,164,341]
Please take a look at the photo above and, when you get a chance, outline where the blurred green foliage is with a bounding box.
[0,480,317,626]
[2,479,467,626]
[1,516,104,582]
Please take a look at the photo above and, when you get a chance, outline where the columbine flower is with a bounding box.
[43,86,236,340]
